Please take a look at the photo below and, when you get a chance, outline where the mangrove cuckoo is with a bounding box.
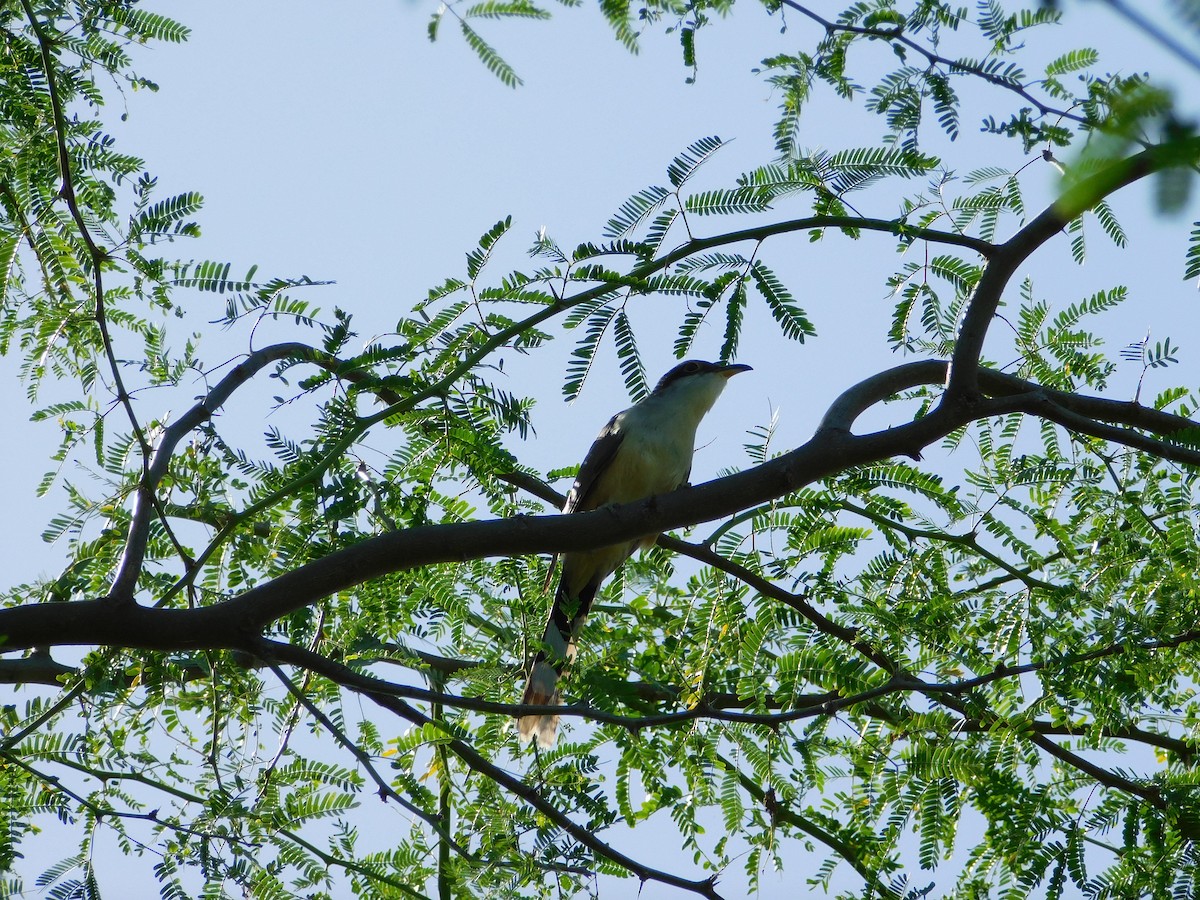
[517,359,751,747]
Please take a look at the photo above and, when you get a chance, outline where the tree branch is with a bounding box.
[259,640,729,899]
[714,753,902,900]
[948,138,1200,398]
[780,1,1092,126]
[111,342,335,603]
[1,361,1196,655]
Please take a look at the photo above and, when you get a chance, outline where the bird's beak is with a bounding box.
[718,363,753,377]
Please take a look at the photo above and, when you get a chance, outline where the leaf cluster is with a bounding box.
[2,2,1200,899]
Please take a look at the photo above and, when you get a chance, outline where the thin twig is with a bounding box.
[781,1,1090,127]
[259,640,728,900]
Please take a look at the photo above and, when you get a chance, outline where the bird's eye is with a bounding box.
[685,362,701,373]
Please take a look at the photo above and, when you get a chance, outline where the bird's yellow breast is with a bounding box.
[586,422,692,507]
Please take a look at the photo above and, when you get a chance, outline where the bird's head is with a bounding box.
[646,360,752,422]
[651,359,753,396]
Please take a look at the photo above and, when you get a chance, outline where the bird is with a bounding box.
[517,359,752,747]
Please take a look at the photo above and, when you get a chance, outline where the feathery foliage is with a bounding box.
[1,1,1200,899]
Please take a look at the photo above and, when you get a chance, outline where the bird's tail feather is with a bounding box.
[516,577,595,748]
[516,659,560,748]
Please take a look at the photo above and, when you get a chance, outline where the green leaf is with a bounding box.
[563,304,617,400]
[463,0,551,20]
[428,3,446,41]
[1092,200,1127,247]
[466,217,513,279]
[719,277,747,362]
[1045,47,1099,76]
[1186,221,1200,281]
[667,136,727,189]
[683,188,770,217]
[604,185,671,240]
[110,7,191,42]
[0,231,19,303]
[458,20,522,87]
[750,261,814,343]
[599,0,638,51]
[613,310,647,400]
[1068,215,1086,264]
[129,191,203,242]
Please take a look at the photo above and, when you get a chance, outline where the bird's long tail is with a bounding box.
[517,657,561,748]
[517,578,595,748]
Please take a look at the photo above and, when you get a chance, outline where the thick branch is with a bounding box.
[824,360,1200,466]
[948,138,1200,398]
[2,361,1197,653]
[0,653,75,685]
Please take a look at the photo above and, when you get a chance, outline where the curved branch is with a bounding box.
[269,650,1175,825]
[950,719,1195,765]
[2,360,1197,654]
[268,627,1200,766]
[0,653,76,685]
[1028,732,1164,806]
[275,828,433,900]
[649,214,996,262]
[819,359,948,433]
[109,342,324,602]
[948,138,1200,398]
[111,339,422,605]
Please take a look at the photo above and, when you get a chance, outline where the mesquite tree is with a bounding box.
[1,1,1199,898]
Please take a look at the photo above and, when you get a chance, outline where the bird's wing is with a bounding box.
[563,414,625,514]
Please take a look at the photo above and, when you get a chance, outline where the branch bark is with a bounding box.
[948,138,1200,399]
[0,361,1196,654]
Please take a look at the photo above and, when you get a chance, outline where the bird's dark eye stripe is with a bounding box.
[652,359,718,393]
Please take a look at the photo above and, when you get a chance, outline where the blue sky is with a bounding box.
[5,0,1200,896]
